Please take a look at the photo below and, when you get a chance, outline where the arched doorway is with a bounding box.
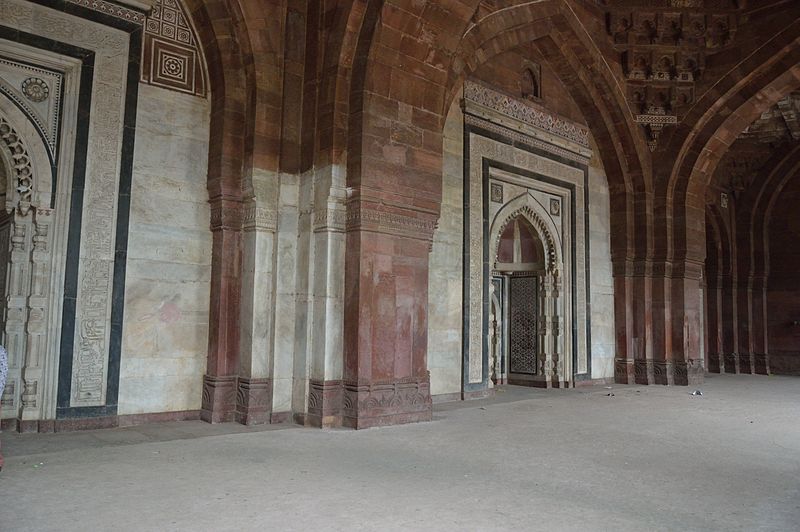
[488,201,566,389]
[490,215,546,385]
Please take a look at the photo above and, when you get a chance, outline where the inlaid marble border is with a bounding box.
[1,0,142,419]
[462,115,593,393]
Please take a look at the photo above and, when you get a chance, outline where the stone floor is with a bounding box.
[1,374,799,531]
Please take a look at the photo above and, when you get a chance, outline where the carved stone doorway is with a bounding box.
[489,204,571,388]
[0,107,58,428]
[490,215,549,386]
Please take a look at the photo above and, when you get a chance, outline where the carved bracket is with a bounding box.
[635,111,677,151]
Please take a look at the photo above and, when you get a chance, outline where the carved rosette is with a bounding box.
[21,78,49,103]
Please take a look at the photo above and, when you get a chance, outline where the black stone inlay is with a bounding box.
[462,117,595,393]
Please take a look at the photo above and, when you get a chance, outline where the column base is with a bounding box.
[673,359,704,386]
[615,358,635,384]
[706,352,724,373]
[306,379,344,428]
[507,376,570,389]
[634,359,653,384]
[753,353,770,375]
[235,377,272,425]
[738,353,755,374]
[341,377,432,429]
[723,353,739,374]
[201,374,237,423]
[629,359,704,386]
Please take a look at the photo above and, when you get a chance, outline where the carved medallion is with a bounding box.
[21,77,49,102]
[490,182,503,203]
[550,198,561,216]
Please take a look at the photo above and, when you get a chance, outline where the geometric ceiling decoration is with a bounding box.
[602,0,742,150]
[141,0,207,97]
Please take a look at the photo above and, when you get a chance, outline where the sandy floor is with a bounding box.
[1,374,798,531]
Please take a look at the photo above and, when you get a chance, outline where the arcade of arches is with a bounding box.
[0,0,799,432]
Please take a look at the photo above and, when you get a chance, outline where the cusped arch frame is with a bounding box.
[0,96,52,215]
[489,192,563,275]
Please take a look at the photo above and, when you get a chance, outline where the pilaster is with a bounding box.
[203,197,241,423]
[19,208,53,425]
[613,258,705,386]
[236,199,277,425]
[304,167,347,427]
[341,199,437,428]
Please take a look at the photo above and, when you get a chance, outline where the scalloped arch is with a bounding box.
[492,204,560,272]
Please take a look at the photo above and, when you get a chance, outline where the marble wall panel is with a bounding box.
[587,166,615,379]
[428,102,464,396]
[118,83,211,415]
[273,174,300,413]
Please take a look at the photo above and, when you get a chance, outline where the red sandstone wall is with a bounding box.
[469,45,587,126]
[767,177,800,375]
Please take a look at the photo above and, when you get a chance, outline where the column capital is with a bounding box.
[345,199,438,243]
[209,197,243,231]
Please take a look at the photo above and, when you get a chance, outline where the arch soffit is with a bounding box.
[759,152,800,276]
[320,0,378,167]
[724,143,800,277]
[665,61,800,262]
[182,0,252,198]
[0,96,51,213]
[443,2,648,180]
[489,192,562,273]
[669,53,800,204]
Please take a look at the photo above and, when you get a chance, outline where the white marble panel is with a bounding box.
[273,175,300,413]
[588,164,615,379]
[428,102,463,396]
[119,83,211,415]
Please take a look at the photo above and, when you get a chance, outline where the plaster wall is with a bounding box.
[118,84,212,415]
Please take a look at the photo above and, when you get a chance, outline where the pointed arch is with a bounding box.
[489,193,562,274]
[0,98,52,213]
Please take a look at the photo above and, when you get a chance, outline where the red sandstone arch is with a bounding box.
[651,6,800,267]
[340,0,658,406]
[445,3,651,261]
[181,0,260,421]
[667,35,800,266]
